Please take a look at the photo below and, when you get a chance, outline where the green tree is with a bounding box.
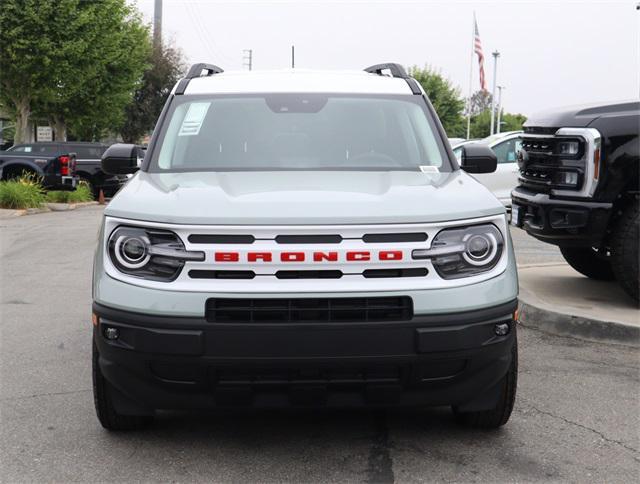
[0,0,77,142]
[409,65,466,138]
[121,42,186,143]
[466,90,492,116]
[0,0,150,143]
[469,110,527,138]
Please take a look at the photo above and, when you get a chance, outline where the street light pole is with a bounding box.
[496,85,505,134]
[490,51,500,135]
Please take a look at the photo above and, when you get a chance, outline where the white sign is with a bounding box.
[37,126,53,142]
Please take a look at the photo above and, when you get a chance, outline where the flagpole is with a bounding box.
[466,12,475,140]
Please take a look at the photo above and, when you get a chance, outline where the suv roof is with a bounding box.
[182,69,416,96]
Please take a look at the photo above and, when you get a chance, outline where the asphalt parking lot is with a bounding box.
[1,206,638,483]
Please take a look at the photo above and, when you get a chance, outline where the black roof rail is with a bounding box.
[364,63,408,79]
[185,63,224,79]
[175,63,224,95]
[364,63,422,95]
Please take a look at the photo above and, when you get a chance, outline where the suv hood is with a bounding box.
[105,170,504,225]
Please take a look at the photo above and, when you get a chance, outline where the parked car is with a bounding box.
[452,132,523,206]
[512,101,639,302]
[92,63,518,431]
[0,149,78,189]
[7,142,126,196]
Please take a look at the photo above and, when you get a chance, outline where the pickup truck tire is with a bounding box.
[559,247,615,280]
[611,203,639,302]
[92,342,153,431]
[453,340,517,429]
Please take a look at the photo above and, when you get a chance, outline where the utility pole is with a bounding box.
[496,86,505,134]
[153,0,162,48]
[243,49,253,70]
[490,51,500,135]
[291,45,295,68]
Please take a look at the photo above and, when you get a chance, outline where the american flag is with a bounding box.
[474,19,487,92]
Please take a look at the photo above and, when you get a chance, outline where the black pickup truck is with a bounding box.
[0,149,78,190]
[512,100,639,302]
[6,142,128,196]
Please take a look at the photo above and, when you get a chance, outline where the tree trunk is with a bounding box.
[52,116,67,142]
[14,98,31,144]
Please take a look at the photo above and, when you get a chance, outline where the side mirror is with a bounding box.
[101,143,139,175]
[460,144,497,174]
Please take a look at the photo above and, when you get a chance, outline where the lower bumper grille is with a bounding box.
[205,296,413,323]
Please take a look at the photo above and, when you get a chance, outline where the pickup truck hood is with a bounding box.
[105,170,504,225]
[525,100,640,129]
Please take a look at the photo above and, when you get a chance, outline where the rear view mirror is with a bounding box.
[460,144,497,174]
[101,144,139,175]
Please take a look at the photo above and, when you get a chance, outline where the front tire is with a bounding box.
[559,246,615,280]
[610,203,639,303]
[453,340,517,429]
[92,342,153,431]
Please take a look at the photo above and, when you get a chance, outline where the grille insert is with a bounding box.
[188,234,255,244]
[189,270,256,279]
[275,270,343,279]
[363,268,428,278]
[363,232,428,243]
[206,296,413,323]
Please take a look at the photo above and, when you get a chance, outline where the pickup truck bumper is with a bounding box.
[511,187,612,247]
[43,174,79,190]
[93,299,517,414]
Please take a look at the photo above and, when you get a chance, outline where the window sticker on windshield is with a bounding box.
[178,102,211,136]
[420,166,439,173]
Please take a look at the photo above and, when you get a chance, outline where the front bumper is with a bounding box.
[511,187,612,247]
[93,299,517,412]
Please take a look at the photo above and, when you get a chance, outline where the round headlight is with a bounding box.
[463,233,498,266]
[114,234,150,269]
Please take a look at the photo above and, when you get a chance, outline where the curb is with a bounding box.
[0,201,99,219]
[518,287,640,347]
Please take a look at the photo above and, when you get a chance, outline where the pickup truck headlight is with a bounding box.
[108,226,205,281]
[556,140,580,156]
[411,224,504,279]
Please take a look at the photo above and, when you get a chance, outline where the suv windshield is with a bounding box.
[150,94,450,172]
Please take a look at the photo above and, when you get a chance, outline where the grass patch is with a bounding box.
[46,181,94,204]
[0,176,46,209]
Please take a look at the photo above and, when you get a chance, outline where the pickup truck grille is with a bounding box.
[205,296,413,323]
[519,136,583,193]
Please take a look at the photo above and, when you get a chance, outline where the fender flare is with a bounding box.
[0,159,45,179]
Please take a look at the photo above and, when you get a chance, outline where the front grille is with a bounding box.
[205,296,413,323]
[519,136,583,192]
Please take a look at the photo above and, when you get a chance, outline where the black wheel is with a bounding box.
[610,203,639,303]
[559,246,615,280]
[453,340,517,429]
[92,342,153,431]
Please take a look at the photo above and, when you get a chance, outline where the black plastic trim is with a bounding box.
[93,299,518,329]
[188,234,256,244]
[363,232,428,243]
[275,234,342,244]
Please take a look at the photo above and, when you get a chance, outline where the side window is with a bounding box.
[492,138,520,164]
[12,145,31,152]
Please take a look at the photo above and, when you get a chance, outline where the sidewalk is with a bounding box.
[518,263,640,346]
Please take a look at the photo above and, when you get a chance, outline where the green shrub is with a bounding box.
[0,177,46,209]
[46,181,94,204]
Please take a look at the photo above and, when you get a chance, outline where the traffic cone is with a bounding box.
[98,189,105,205]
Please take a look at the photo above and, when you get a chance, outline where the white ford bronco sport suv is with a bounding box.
[93,63,518,430]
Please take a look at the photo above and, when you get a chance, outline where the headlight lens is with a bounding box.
[554,170,580,187]
[412,224,504,279]
[556,140,580,156]
[108,226,204,281]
